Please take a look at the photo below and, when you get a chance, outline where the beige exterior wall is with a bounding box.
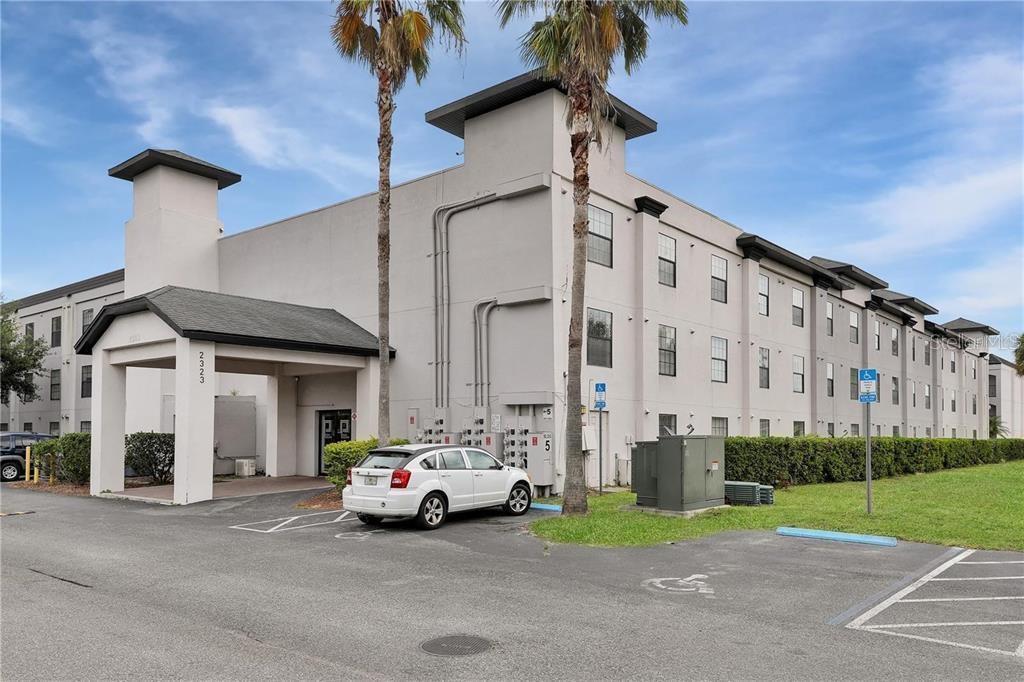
[9,81,1014,494]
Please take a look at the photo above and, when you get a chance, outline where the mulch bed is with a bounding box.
[8,481,90,496]
[8,477,161,497]
[295,488,342,510]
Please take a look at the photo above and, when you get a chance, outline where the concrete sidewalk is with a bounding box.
[101,475,330,504]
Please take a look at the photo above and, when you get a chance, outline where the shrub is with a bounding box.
[722,436,1024,486]
[323,437,409,490]
[57,432,91,485]
[28,436,61,480]
[125,432,175,484]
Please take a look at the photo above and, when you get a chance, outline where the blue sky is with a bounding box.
[2,1,1021,345]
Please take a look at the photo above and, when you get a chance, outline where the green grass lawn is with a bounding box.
[531,460,1024,550]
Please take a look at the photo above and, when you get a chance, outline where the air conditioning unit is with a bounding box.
[758,484,775,505]
[235,458,257,478]
[725,481,760,505]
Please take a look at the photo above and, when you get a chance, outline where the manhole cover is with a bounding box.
[420,635,493,657]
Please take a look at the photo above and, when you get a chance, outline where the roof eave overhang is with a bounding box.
[736,233,850,290]
[424,70,657,140]
[108,149,241,189]
[75,297,390,359]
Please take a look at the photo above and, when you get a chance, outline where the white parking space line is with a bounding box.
[230,510,353,533]
[861,628,1023,659]
[900,596,1024,603]
[959,560,1024,565]
[847,549,975,629]
[860,621,1024,629]
[930,576,1024,581]
[845,548,1024,659]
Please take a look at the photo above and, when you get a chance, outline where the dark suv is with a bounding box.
[1,432,57,482]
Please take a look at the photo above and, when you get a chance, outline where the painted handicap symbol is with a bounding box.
[642,574,715,596]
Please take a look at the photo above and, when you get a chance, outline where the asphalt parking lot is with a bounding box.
[2,486,1021,680]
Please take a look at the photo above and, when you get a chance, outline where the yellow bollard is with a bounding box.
[33,463,39,483]
[49,453,55,485]
[24,446,31,482]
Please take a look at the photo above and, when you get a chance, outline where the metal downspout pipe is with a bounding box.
[432,194,497,410]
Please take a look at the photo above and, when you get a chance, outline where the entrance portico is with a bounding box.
[76,285,386,505]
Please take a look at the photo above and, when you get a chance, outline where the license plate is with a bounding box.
[363,476,378,486]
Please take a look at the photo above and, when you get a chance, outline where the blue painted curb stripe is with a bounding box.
[776,526,897,547]
[532,503,562,512]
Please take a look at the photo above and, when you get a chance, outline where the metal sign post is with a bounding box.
[858,369,878,514]
[594,383,607,495]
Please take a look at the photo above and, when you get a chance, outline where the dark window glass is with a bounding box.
[758,274,769,316]
[587,205,613,267]
[658,325,676,376]
[466,449,502,470]
[587,308,612,367]
[711,336,728,383]
[50,316,61,348]
[791,289,804,327]
[81,365,92,398]
[658,414,677,436]
[758,347,770,389]
[759,419,770,436]
[711,255,728,303]
[50,369,61,400]
[82,308,94,332]
[440,450,467,470]
[658,234,676,287]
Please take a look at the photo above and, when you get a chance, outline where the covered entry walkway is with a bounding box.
[76,286,387,504]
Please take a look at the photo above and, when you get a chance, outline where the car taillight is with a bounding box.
[390,469,411,488]
[346,468,352,485]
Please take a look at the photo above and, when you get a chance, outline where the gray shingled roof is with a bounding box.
[4,269,124,312]
[76,286,385,357]
[942,317,1000,336]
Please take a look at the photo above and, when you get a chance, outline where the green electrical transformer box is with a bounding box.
[632,435,725,512]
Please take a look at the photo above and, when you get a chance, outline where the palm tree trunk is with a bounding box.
[561,78,593,516]
[376,59,394,444]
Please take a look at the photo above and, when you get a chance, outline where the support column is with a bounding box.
[173,337,216,504]
[267,369,297,476]
[90,351,126,496]
[633,210,659,442]
[355,357,381,440]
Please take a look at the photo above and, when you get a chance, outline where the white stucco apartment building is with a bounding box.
[5,74,1019,504]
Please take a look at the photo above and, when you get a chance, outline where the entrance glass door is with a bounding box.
[317,409,352,475]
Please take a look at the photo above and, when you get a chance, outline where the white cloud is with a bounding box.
[931,248,1024,330]
[1,101,53,146]
[843,161,1022,258]
[834,49,1023,262]
[205,104,376,188]
[74,17,184,144]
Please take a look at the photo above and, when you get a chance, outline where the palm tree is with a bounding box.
[1014,333,1024,377]
[989,414,1009,439]
[497,0,688,514]
[331,0,465,442]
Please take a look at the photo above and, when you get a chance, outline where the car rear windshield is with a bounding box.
[357,451,415,470]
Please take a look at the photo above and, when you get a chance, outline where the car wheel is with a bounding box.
[416,493,447,530]
[504,483,532,516]
[356,513,382,525]
[1,462,23,482]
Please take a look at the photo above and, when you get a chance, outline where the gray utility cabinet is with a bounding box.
[632,436,725,512]
[631,441,658,506]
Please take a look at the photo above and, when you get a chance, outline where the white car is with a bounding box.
[342,444,532,529]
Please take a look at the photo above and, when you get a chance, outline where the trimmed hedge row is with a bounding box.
[724,437,1024,486]
[323,437,409,490]
[28,432,91,485]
